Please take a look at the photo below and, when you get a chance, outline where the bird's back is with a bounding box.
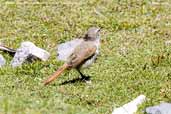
[67,41,97,68]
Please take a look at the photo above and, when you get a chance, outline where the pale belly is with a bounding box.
[81,40,100,69]
[81,52,98,68]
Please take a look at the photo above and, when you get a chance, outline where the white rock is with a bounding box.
[0,54,6,67]
[57,39,83,61]
[112,95,146,114]
[11,41,50,67]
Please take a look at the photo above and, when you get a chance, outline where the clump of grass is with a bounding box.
[0,0,171,114]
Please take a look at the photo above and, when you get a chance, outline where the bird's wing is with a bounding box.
[67,42,97,67]
[57,39,83,61]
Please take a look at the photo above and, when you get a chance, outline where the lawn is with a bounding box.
[0,0,171,114]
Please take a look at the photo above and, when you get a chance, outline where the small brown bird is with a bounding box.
[44,27,101,85]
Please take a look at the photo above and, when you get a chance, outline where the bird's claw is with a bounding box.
[81,76,91,84]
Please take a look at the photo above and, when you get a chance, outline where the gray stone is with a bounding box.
[146,103,171,114]
[11,41,50,67]
[0,54,6,67]
[57,39,83,61]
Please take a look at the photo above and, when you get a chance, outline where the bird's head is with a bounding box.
[84,27,101,41]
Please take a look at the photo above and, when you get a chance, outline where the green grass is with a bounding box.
[0,0,171,114]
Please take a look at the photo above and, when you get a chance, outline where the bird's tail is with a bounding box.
[43,63,69,85]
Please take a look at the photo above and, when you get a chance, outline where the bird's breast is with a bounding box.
[80,40,100,69]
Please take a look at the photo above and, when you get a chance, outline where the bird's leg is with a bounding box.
[77,69,86,78]
[76,69,90,81]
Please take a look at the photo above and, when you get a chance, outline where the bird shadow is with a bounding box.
[59,76,91,85]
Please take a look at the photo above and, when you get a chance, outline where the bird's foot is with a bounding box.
[81,76,91,84]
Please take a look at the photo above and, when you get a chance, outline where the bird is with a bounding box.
[43,27,101,85]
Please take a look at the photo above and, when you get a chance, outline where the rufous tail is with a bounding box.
[44,63,69,85]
